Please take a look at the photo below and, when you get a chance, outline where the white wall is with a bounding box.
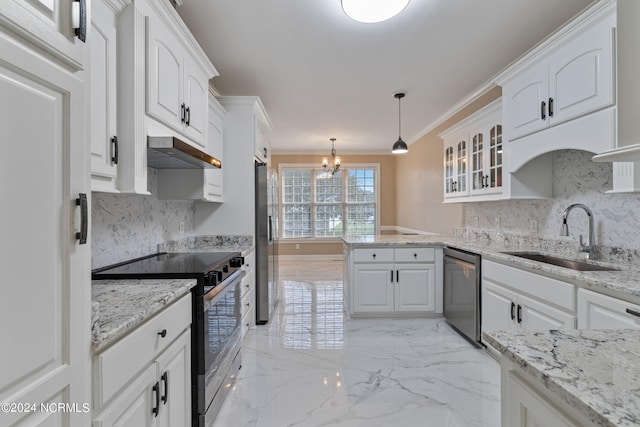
[464,150,640,251]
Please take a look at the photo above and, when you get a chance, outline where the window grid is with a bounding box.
[280,166,378,239]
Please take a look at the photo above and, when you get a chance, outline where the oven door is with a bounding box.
[202,270,244,423]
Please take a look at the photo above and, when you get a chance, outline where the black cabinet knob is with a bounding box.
[158,329,167,338]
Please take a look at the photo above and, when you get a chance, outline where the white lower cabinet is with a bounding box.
[505,370,580,427]
[482,260,575,345]
[93,295,192,426]
[241,250,256,337]
[577,288,640,329]
[348,247,440,316]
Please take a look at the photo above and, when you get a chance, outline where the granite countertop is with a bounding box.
[483,329,640,427]
[91,279,196,353]
[342,235,640,302]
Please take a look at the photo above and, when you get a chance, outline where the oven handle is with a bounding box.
[203,270,245,308]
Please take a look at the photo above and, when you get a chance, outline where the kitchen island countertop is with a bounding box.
[483,329,640,427]
[91,279,196,353]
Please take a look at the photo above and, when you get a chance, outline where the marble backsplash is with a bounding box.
[463,149,640,260]
[160,235,253,252]
[91,168,195,269]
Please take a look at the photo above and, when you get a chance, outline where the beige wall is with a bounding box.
[272,154,396,256]
[395,86,502,235]
[273,88,502,255]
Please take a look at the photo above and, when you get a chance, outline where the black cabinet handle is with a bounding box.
[181,103,186,123]
[390,270,394,283]
[185,106,191,126]
[541,101,546,120]
[264,147,268,158]
[152,381,160,417]
[158,329,167,338]
[510,302,515,320]
[413,253,418,258]
[626,308,640,318]
[517,304,523,324]
[485,175,489,188]
[111,136,118,165]
[73,0,87,42]
[161,372,168,405]
[548,97,554,117]
[396,270,399,282]
[75,194,87,245]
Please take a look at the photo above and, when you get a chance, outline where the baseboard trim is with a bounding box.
[278,255,344,262]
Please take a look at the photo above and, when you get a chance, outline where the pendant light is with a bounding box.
[392,92,408,154]
[342,0,410,23]
[322,138,341,176]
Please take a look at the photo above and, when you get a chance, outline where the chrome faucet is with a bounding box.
[560,203,597,260]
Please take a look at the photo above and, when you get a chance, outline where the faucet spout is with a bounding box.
[560,204,596,260]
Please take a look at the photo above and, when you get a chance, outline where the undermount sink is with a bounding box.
[501,252,619,272]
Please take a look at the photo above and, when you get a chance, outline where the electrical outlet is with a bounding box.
[529,219,538,233]
[494,217,501,229]
[179,222,185,234]
[296,244,300,250]
[473,216,479,227]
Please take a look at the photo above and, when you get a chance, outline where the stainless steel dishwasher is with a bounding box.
[443,247,482,347]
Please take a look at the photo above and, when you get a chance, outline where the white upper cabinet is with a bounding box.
[147,5,210,149]
[441,99,510,202]
[0,0,86,70]
[90,0,125,193]
[503,13,615,142]
[499,3,616,154]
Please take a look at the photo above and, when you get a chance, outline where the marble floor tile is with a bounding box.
[215,260,500,427]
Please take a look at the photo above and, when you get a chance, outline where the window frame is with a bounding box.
[278,163,381,241]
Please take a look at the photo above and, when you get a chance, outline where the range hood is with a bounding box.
[147,136,221,169]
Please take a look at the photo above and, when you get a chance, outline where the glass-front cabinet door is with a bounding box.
[444,146,455,196]
[443,131,469,200]
[455,140,468,195]
[469,120,502,196]
[471,132,484,192]
[489,124,503,191]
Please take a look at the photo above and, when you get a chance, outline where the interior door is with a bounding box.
[0,31,89,425]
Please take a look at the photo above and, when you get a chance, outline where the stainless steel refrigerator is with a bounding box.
[255,161,279,324]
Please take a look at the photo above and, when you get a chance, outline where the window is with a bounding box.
[280,165,379,239]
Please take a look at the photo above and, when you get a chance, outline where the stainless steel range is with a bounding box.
[92,251,245,426]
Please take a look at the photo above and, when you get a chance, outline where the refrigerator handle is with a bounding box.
[268,215,273,243]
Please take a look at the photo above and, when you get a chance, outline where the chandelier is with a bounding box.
[322,138,341,176]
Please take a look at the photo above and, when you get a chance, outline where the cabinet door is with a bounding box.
[455,139,469,195]
[502,63,549,140]
[157,330,191,427]
[183,60,208,147]
[90,1,118,192]
[0,0,85,70]
[395,264,435,312]
[519,294,575,331]
[353,264,394,313]
[548,14,615,127]
[577,289,640,330]
[93,364,157,427]
[482,281,518,334]
[204,97,225,202]
[507,371,579,427]
[0,31,89,427]
[147,18,184,131]
[487,124,503,192]
[443,144,456,197]
[470,131,485,194]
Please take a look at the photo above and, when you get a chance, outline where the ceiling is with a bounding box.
[177,0,594,154]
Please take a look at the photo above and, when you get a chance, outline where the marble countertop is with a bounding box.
[342,235,640,302]
[91,279,196,353]
[483,329,640,427]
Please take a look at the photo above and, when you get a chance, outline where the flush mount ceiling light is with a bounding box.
[341,0,410,23]
[392,92,408,154]
[322,138,341,176]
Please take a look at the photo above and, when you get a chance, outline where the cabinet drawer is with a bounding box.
[394,248,435,263]
[243,251,255,274]
[93,294,191,410]
[242,284,255,316]
[242,306,255,337]
[241,270,255,298]
[353,248,393,263]
[483,260,574,311]
[577,288,640,330]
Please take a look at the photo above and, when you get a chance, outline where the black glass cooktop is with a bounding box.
[92,252,240,277]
